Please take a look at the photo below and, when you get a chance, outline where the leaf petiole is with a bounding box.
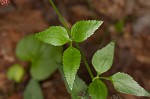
[99,77,111,81]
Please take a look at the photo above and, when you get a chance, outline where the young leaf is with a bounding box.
[92,42,115,75]
[111,72,150,97]
[71,20,103,42]
[24,79,44,99]
[63,47,81,90]
[35,26,70,46]
[16,35,62,81]
[7,64,25,83]
[88,79,108,99]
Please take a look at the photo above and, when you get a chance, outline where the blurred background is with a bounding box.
[0,0,150,99]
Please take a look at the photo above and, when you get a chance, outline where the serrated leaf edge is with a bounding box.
[35,26,70,46]
[111,72,150,97]
[92,42,115,75]
[71,20,103,42]
[98,42,115,74]
[62,47,81,90]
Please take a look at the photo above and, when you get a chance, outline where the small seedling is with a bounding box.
[7,35,64,99]
[16,35,62,81]
[7,64,25,83]
[7,34,90,99]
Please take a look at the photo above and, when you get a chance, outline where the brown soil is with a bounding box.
[0,0,150,99]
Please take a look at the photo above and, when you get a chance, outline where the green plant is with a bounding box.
[7,0,150,99]
[7,64,25,83]
[34,0,150,98]
[7,35,88,99]
[16,35,62,81]
[7,35,62,99]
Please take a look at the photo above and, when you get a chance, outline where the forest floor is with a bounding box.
[0,0,150,99]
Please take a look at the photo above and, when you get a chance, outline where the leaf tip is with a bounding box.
[110,42,115,46]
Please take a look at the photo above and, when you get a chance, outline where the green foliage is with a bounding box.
[71,20,103,42]
[23,79,44,99]
[63,47,81,90]
[16,35,41,61]
[30,59,58,80]
[35,26,70,46]
[7,64,25,83]
[16,35,62,81]
[58,65,89,99]
[111,72,150,97]
[92,42,115,75]
[34,16,150,98]
[67,76,89,99]
[71,76,89,99]
[88,79,108,99]
[11,1,150,98]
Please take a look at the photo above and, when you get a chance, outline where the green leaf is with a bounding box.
[88,79,108,99]
[16,35,62,81]
[58,66,89,99]
[31,59,58,80]
[63,47,81,90]
[92,42,115,75]
[71,76,89,99]
[71,20,103,42]
[23,79,44,99]
[16,35,42,61]
[35,26,70,46]
[111,72,150,97]
[7,64,25,83]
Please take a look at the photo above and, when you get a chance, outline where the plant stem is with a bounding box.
[49,0,70,35]
[75,43,94,79]
[100,77,111,81]
[92,76,99,81]
[49,0,94,80]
